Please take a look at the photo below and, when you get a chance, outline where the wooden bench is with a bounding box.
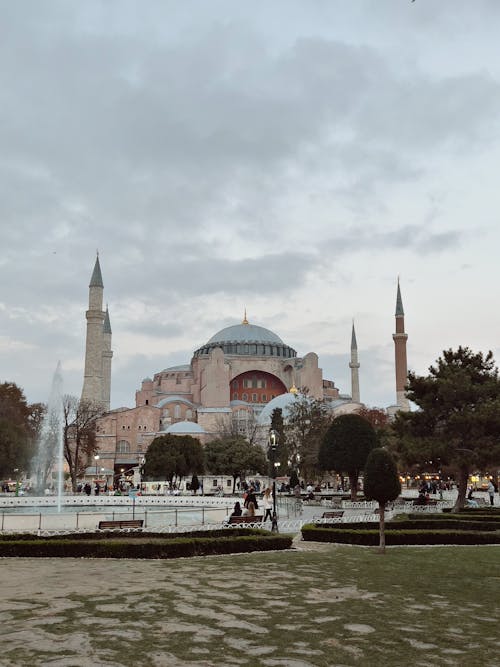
[313,511,344,522]
[227,515,263,525]
[98,519,144,530]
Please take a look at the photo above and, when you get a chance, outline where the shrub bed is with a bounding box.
[301,524,500,546]
[314,519,499,531]
[0,531,293,558]
[442,507,500,515]
[406,513,500,525]
[0,528,266,542]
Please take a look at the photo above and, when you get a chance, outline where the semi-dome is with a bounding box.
[193,319,297,359]
[165,421,206,434]
[258,392,307,425]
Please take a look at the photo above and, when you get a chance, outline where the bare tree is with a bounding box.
[214,409,260,445]
[62,396,102,492]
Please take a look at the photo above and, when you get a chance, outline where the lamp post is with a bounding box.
[268,429,279,533]
[94,454,100,478]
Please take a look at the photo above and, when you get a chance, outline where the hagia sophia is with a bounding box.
[81,256,409,477]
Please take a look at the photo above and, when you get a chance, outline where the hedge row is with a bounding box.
[301,524,500,545]
[443,507,500,515]
[0,533,293,558]
[314,519,500,532]
[406,513,500,525]
[0,528,267,542]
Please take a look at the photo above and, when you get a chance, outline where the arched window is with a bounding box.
[186,409,192,420]
[174,405,181,419]
[117,440,131,454]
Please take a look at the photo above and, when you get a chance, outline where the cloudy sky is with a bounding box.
[2,0,500,411]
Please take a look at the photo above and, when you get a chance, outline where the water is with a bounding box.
[31,362,64,510]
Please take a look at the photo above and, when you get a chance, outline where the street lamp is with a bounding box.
[268,429,279,533]
[94,454,100,478]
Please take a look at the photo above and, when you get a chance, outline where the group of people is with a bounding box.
[467,480,497,507]
[230,486,274,521]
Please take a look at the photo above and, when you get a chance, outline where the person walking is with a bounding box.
[487,479,495,506]
[244,487,258,511]
[262,487,273,522]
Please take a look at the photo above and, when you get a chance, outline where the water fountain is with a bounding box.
[31,361,64,510]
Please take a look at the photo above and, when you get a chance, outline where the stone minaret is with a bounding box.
[81,255,105,407]
[349,321,360,403]
[102,305,113,412]
[393,279,410,411]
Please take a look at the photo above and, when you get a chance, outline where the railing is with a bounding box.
[0,505,235,532]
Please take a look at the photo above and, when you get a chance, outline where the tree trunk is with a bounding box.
[348,472,358,501]
[453,465,469,513]
[378,502,386,554]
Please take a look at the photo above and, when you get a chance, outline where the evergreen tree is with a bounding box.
[318,414,377,500]
[394,347,500,511]
[0,382,44,478]
[364,448,401,553]
[270,408,288,471]
[190,473,200,494]
[289,469,300,489]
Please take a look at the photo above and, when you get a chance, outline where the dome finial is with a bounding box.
[242,308,249,325]
[289,383,298,394]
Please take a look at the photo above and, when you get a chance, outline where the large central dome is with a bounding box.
[193,319,297,358]
[207,323,283,345]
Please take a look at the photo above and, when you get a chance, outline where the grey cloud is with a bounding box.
[321,225,461,258]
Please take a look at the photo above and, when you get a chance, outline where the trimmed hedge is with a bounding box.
[443,507,500,515]
[0,528,267,542]
[406,513,500,525]
[314,519,499,531]
[0,531,293,558]
[302,524,500,546]
[301,524,500,545]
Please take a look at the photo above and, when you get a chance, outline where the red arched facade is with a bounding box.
[230,371,287,404]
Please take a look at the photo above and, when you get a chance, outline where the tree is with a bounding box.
[357,407,393,448]
[214,410,260,445]
[364,448,401,553]
[141,434,204,483]
[0,382,44,478]
[286,391,331,481]
[318,414,377,500]
[190,473,200,494]
[270,408,288,471]
[394,347,500,511]
[62,396,102,492]
[289,469,300,489]
[204,436,268,492]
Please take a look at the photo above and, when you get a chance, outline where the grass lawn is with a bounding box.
[0,542,499,666]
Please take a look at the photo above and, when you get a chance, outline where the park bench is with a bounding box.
[227,515,263,525]
[313,511,344,522]
[98,519,144,530]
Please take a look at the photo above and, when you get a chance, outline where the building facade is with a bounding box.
[81,257,409,478]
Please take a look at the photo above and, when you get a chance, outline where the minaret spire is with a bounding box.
[349,320,360,403]
[101,304,113,412]
[81,254,106,409]
[393,278,409,411]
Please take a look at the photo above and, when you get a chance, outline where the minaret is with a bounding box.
[393,279,410,411]
[101,305,113,412]
[349,321,360,403]
[81,254,105,407]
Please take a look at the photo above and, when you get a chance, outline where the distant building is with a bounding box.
[81,256,408,477]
